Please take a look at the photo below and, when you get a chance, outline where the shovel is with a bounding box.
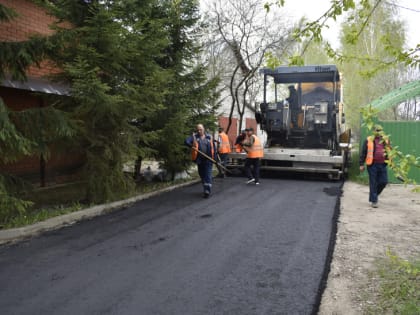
[191,145,232,174]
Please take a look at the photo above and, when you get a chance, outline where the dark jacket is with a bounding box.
[359,136,390,166]
[185,133,214,164]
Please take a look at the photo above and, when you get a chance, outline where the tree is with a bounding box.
[203,0,296,133]
[0,3,75,225]
[149,0,220,179]
[301,40,333,65]
[1,0,220,213]
[338,0,406,136]
[267,0,420,69]
[36,0,177,202]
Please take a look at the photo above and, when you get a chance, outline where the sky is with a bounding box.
[282,0,420,48]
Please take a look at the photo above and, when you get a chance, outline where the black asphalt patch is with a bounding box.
[0,177,342,314]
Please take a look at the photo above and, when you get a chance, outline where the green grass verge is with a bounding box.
[348,148,369,185]
[3,203,83,229]
[364,249,420,314]
[1,173,200,230]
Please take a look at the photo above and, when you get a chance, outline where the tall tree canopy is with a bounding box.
[202,0,295,133]
[338,1,406,135]
[149,0,220,179]
[0,0,218,222]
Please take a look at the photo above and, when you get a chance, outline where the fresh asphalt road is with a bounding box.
[0,176,341,315]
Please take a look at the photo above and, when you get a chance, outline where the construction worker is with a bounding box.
[359,125,391,208]
[215,127,231,178]
[241,127,264,185]
[185,124,215,198]
[286,85,299,127]
[234,130,246,153]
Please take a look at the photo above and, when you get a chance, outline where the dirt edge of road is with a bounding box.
[318,182,420,315]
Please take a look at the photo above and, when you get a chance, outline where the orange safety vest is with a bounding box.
[247,135,264,158]
[191,136,214,161]
[191,141,199,161]
[365,136,390,166]
[235,143,243,153]
[218,132,231,154]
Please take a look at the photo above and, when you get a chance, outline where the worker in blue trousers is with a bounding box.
[185,124,215,198]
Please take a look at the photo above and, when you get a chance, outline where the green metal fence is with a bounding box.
[360,80,420,183]
[360,120,420,183]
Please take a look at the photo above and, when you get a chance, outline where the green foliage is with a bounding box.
[0,174,33,228]
[1,96,75,225]
[0,3,77,225]
[265,0,419,72]
[1,176,199,229]
[1,0,218,211]
[0,35,51,81]
[36,0,169,202]
[348,146,369,184]
[149,0,219,175]
[338,1,407,135]
[43,0,218,200]
[63,56,136,203]
[0,98,34,162]
[0,3,17,21]
[301,40,333,65]
[264,51,282,69]
[365,249,420,314]
[361,106,419,187]
[158,112,191,177]
[288,54,304,66]
[3,202,82,229]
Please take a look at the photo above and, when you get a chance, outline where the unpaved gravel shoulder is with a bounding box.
[318,182,420,315]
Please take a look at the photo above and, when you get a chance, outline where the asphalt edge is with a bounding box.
[0,179,201,246]
[312,180,344,315]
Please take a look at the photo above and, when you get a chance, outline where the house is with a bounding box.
[0,0,84,187]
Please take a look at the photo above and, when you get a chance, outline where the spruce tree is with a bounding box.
[151,0,220,179]
[45,0,170,202]
[0,3,73,225]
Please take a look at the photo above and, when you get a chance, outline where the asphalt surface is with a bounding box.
[0,176,341,315]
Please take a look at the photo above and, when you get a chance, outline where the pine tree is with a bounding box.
[151,0,220,178]
[43,0,172,202]
[0,3,74,225]
[1,0,220,223]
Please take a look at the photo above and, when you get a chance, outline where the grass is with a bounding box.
[3,203,83,229]
[1,172,200,230]
[24,181,88,208]
[348,150,420,314]
[348,147,369,185]
[364,249,420,314]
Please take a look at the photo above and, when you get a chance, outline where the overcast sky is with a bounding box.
[282,0,420,48]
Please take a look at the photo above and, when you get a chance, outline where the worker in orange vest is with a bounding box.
[234,130,246,153]
[215,127,231,178]
[241,127,264,185]
[359,125,391,208]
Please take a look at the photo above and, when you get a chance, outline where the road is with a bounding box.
[0,177,341,315]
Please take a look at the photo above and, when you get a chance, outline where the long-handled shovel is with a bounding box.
[191,145,232,174]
